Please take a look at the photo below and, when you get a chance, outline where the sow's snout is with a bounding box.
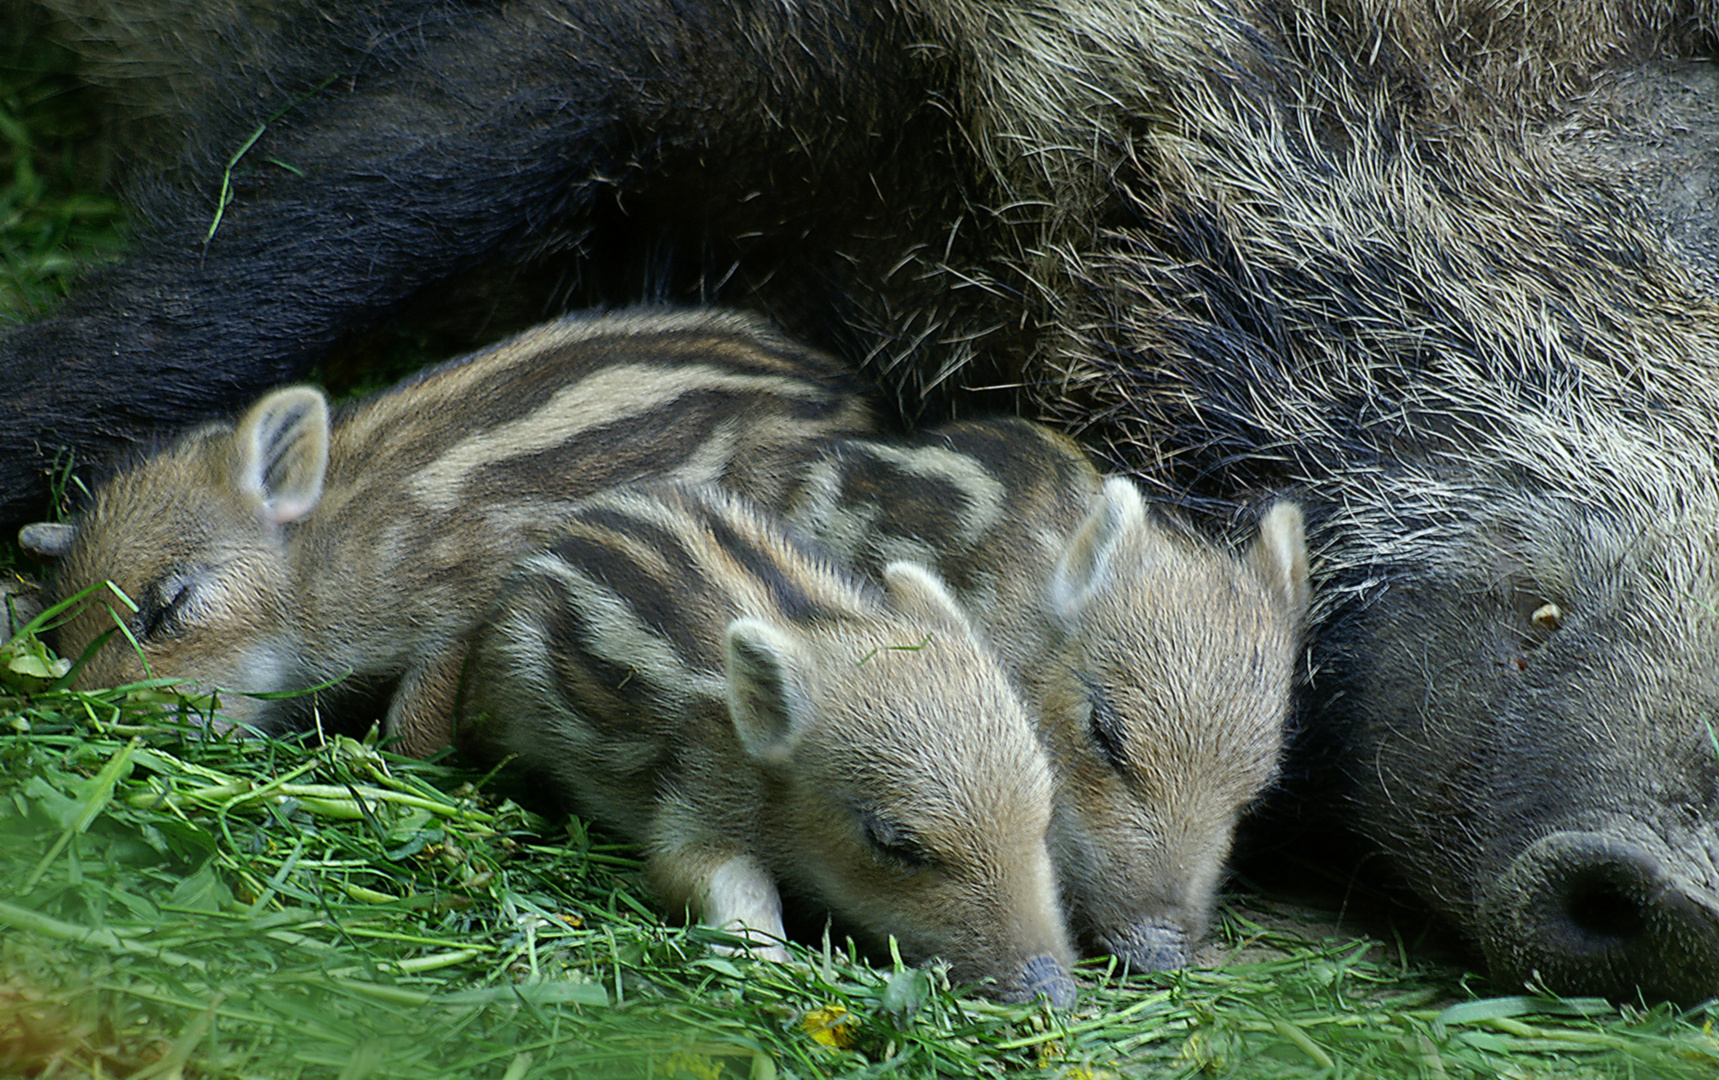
[1481,831,1719,1003]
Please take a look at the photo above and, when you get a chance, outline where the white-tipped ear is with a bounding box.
[880,561,973,635]
[1250,501,1310,616]
[18,522,78,561]
[726,618,813,766]
[235,387,329,526]
[1050,477,1147,624]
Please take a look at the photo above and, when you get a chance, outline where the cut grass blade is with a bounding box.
[23,733,138,888]
[5,634,1719,1077]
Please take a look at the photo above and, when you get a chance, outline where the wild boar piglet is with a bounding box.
[20,309,878,753]
[457,481,1076,1006]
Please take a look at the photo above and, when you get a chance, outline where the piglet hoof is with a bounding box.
[727,941,792,964]
[708,927,792,964]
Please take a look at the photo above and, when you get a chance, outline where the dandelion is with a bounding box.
[801,1004,858,1050]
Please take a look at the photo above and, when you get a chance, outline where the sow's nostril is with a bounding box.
[1484,832,1719,1003]
[1558,858,1651,946]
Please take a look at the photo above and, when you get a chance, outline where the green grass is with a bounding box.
[4,16,1719,1080]
[3,654,1718,1079]
[0,22,127,322]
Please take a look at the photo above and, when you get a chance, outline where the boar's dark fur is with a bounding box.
[15,0,1719,1002]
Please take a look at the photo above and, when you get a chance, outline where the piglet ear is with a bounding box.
[880,560,974,636]
[1249,501,1310,617]
[235,387,329,526]
[1049,477,1147,625]
[726,617,813,766]
[18,522,78,562]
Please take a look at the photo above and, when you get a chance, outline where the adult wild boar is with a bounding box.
[10,0,1719,1000]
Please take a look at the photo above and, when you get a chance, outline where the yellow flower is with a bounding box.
[801,1004,858,1049]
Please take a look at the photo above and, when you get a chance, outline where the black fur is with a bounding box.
[2,0,1003,522]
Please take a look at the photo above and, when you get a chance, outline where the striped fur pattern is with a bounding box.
[22,309,878,754]
[774,418,1308,970]
[456,482,1075,1005]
